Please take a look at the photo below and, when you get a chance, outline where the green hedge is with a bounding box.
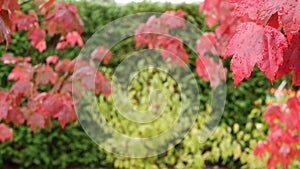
[0,121,111,169]
[0,1,284,168]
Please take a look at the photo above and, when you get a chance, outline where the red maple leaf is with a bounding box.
[44,2,84,36]
[46,55,59,64]
[56,41,68,50]
[0,90,9,120]
[254,141,268,158]
[196,56,227,88]
[66,31,83,47]
[0,10,12,48]
[229,0,261,20]
[196,33,217,56]
[6,108,25,126]
[277,33,300,86]
[278,0,300,35]
[40,93,76,128]
[8,63,34,81]
[159,36,189,66]
[56,31,84,50]
[225,22,288,87]
[91,46,112,64]
[10,80,33,97]
[61,80,82,98]
[55,59,74,73]
[199,0,220,27]
[285,96,300,131]
[196,56,214,82]
[28,27,47,53]
[0,0,20,48]
[257,0,283,20]
[264,104,286,128]
[160,10,186,28]
[214,22,237,56]
[134,10,189,66]
[95,71,112,97]
[39,94,64,118]
[1,0,20,13]
[199,0,236,27]
[14,10,38,31]
[228,0,300,35]
[35,65,58,85]
[27,113,45,133]
[54,104,75,128]
[0,124,13,142]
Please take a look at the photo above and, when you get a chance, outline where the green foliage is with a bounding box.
[204,107,269,169]
[0,121,110,169]
[98,85,269,169]
[96,68,207,168]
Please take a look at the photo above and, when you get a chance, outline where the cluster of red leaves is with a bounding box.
[195,31,228,88]
[135,10,227,88]
[0,1,112,142]
[0,0,84,52]
[134,10,189,66]
[200,0,300,167]
[254,95,300,169]
[0,50,112,142]
[200,0,300,87]
[44,2,84,50]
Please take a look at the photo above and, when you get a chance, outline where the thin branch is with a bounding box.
[20,0,31,6]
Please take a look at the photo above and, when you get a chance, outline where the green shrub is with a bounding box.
[0,121,111,169]
[95,68,206,169]
[203,107,269,169]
